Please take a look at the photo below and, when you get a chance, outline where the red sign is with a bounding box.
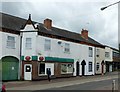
[25,56,31,61]
[39,56,44,61]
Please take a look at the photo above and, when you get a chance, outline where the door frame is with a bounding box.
[24,64,32,80]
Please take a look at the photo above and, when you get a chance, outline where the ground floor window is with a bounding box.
[39,63,45,75]
[96,63,99,71]
[61,63,73,74]
[88,62,92,72]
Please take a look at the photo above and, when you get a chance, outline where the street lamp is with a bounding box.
[101,1,120,10]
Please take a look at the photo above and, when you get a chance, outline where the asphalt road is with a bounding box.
[45,78,118,90]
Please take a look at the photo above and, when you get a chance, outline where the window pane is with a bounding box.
[26,38,32,49]
[96,63,99,71]
[89,47,93,57]
[7,36,15,48]
[67,64,73,73]
[64,43,70,53]
[44,39,51,51]
[88,62,92,72]
[61,64,67,74]
[39,63,45,74]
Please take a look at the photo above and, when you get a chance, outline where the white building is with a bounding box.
[1,13,106,81]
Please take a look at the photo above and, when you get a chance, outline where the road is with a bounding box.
[6,71,119,92]
[45,78,118,90]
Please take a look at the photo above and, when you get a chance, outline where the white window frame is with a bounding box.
[88,62,92,72]
[6,36,15,49]
[44,39,51,51]
[25,38,32,49]
[89,47,93,57]
[61,63,73,74]
[105,52,110,58]
[96,63,99,71]
[64,43,70,53]
[96,49,100,57]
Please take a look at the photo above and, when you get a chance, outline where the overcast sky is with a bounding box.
[0,0,119,49]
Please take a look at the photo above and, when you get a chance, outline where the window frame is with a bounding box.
[6,36,15,49]
[44,39,51,51]
[64,43,70,53]
[25,38,32,49]
[38,63,45,76]
[88,62,92,72]
[89,47,93,57]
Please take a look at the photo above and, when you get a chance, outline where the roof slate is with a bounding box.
[0,12,104,47]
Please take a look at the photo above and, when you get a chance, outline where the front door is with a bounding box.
[82,65,85,76]
[24,64,32,80]
[81,60,86,76]
[76,62,79,76]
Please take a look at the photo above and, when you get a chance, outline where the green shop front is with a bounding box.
[22,56,74,80]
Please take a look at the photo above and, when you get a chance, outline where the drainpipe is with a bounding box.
[19,32,23,80]
[94,47,96,75]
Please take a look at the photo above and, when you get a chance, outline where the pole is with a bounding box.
[112,80,115,92]
[101,1,120,10]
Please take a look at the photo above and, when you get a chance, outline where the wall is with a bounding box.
[0,31,20,59]
[95,47,105,74]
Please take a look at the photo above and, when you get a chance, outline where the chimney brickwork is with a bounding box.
[44,18,52,29]
[81,29,88,40]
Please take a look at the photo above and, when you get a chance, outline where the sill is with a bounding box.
[64,52,70,54]
[6,47,15,49]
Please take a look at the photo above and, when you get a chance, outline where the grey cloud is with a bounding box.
[1,1,118,49]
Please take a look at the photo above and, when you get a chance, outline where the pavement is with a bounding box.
[3,71,119,91]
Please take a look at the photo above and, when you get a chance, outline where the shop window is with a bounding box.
[7,36,15,49]
[61,64,73,74]
[88,62,92,72]
[39,63,45,75]
[96,63,99,71]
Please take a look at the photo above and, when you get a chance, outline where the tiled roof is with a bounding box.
[0,12,104,47]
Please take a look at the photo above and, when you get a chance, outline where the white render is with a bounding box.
[105,47,113,62]
[0,31,20,59]
[95,47,106,74]
[20,24,96,76]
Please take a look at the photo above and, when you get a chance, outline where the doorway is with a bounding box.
[81,60,86,76]
[76,61,79,76]
[24,64,32,80]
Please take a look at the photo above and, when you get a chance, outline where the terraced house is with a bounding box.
[0,12,119,81]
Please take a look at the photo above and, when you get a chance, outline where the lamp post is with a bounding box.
[101,1,120,10]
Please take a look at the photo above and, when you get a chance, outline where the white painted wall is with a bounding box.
[105,47,113,62]
[0,31,20,59]
[95,47,105,74]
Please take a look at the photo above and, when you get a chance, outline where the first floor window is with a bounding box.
[88,62,92,72]
[105,52,110,58]
[61,63,73,74]
[96,63,99,71]
[89,47,93,57]
[26,38,32,49]
[64,43,70,53]
[7,36,15,49]
[39,63,45,75]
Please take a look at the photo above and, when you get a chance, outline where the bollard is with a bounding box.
[112,80,115,92]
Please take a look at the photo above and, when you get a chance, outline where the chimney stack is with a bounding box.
[81,29,88,40]
[44,18,52,29]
